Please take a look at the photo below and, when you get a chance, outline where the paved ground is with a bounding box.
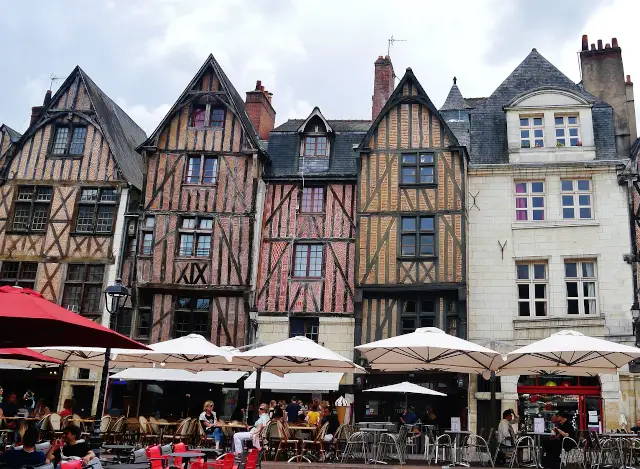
[262,463,484,468]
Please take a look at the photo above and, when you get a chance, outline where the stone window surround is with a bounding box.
[511,254,602,321]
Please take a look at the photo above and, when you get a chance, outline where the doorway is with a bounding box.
[71,385,95,417]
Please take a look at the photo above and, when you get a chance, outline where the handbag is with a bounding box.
[60,460,83,469]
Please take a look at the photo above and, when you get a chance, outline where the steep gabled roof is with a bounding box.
[274,119,371,133]
[359,67,459,150]
[1,125,22,143]
[296,106,333,133]
[140,54,265,159]
[440,78,469,111]
[469,48,617,163]
[0,66,147,188]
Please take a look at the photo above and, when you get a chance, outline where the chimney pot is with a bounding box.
[591,43,596,50]
[255,80,261,90]
[597,39,603,50]
[384,55,390,60]
[612,37,619,48]
[605,43,611,49]
[627,75,632,85]
[260,85,264,92]
[582,34,589,51]
[43,90,52,106]
[378,55,383,60]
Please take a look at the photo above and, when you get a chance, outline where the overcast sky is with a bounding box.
[0,0,636,135]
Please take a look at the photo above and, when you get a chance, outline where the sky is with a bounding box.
[0,0,636,136]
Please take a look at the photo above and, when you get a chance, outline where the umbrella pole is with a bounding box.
[490,372,497,427]
[254,368,262,411]
[90,347,111,450]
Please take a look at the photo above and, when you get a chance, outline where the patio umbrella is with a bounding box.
[0,347,62,367]
[356,327,501,374]
[364,381,446,407]
[494,329,640,376]
[0,286,148,349]
[232,336,366,406]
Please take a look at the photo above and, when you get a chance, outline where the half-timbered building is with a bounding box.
[133,55,272,348]
[355,63,468,420]
[0,67,147,412]
[256,107,368,367]
[0,125,21,160]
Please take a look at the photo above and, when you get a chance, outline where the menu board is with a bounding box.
[534,417,545,433]
[451,417,461,432]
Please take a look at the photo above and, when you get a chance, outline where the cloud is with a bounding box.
[115,98,172,136]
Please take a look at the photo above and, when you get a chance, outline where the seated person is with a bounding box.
[321,406,340,443]
[233,404,269,454]
[631,419,640,433]
[305,404,320,426]
[542,412,575,469]
[495,409,515,465]
[400,406,421,436]
[46,424,96,466]
[272,406,284,422]
[58,399,73,419]
[199,400,223,450]
[0,427,46,467]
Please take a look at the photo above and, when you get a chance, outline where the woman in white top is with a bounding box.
[199,400,223,449]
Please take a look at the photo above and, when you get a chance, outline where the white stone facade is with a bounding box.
[467,162,635,430]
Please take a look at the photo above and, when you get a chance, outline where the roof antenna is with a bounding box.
[49,73,64,90]
[388,35,407,56]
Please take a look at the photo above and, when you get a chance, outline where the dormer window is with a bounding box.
[304,136,327,157]
[555,115,580,147]
[189,104,225,129]
[520,116,544,148]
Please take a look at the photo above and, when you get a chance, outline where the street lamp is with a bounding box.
[632,302,640,347]
[90,278,130,449]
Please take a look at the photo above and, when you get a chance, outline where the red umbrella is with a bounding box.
[0,286,149,349]
[0,348,63,366]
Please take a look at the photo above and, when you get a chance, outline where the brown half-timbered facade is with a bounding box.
[0,125,21,161]
[0,66,147,411]
[256,108,369,361]
[134,55,271,347]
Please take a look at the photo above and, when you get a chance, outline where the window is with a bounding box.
[565,260,597,315]
[136,293,153,339]
[289,317,319,342]
[293,244,323,278]
[110,308,132,336]
[50,125,87,156]
[515,181,545,221]
[555,115,580,147]
[210,107,225,128]
[185,155,218,184]
[173,296,211,338]
[401,299,436,334]
[178,217,212,257]
[400,153,435,184]
[516,262,548,317]
[303,136,327,157]
[190,105,206,128]
[75,188,117,234]
[140,216,155,256]
[300,187,324,213]
[11,186,52,232]
[400,216,435,257]
[0,261,38,289]
[445,300,459,337]
[561,179,592,219]
[77,369,90,380]
[520,116,544,148]
[62,264,105,317]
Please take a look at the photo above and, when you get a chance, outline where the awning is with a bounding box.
[109,368,245,384]
[244,372,343,391]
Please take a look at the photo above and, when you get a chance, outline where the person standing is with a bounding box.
[286,396,300,424]
[199,400,223,450]
[542,412,575,469]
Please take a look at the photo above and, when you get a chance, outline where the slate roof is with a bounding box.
[140,54,265,160]
[440,80,469,111]
[464,97,487,108]
[2,125,22,143]
[266,116,371,179]
[0,67,147,189]
[469,48,617,164]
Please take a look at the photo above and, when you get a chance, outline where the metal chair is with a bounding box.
[379,424,409,464]
[462,433,493,466]
[434,433,454,464]
[560,436,584,469]
[509,435,537,468]
[341,430,371,463]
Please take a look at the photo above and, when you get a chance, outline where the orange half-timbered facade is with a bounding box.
[134,55,270,347]
[256,108,369,361]
[0,66,147,410]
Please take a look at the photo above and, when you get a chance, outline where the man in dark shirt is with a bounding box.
[0,392,19,418]
[46,424,96,466]
[285,396,300,424]
[0,427,46,467]
[321,406,340,442]
[542,412,575,469]
[631,419,640,433]
[400,407,418,425]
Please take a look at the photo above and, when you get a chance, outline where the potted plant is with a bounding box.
[556,141,565,147]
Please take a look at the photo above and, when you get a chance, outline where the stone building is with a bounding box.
[255,107,367,372]
[446,37,637,432]
[0,66,147,413]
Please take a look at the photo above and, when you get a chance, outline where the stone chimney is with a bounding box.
[372,55,395,120]
[30,90,52,126]
[245,80,276,141]
[580,34,636,157]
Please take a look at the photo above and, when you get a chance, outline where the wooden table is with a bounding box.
[220,423,247,429]
[2,417,39,421]
[155,421,177,440]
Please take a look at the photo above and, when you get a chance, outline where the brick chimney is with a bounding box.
[580,34,636,156]
[245,80,276,141]
[30,90,52,126]
[372,55,395,120]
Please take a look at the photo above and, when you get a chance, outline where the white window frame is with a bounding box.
[519,116,544,148]
[515,181,545,222]
[561,179,593,220]
[564,260,598,316]
[554,115,581,147]
[516,262,548,317]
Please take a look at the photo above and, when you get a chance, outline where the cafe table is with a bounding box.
[526,431,554,468]
[169,451,205,469]
[155,421,177,440]
[102,444,136,463]
[358,426,388,464]
[445,430,472,467]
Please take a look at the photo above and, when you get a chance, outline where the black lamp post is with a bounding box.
[89,278,129,450]
[632,303,640,346]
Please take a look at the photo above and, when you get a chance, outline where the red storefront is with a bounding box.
[517,375,602,432]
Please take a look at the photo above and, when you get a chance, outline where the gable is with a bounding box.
[508,88,591,108]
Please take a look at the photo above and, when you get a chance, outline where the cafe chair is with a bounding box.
[325,424,349,461]
[149,417,161,436]
[48,413,63,438]
[139,416,160,445]
[274,421,299,462]
[244,448,260,469]
[434,433,454,464]
[300,422,329,462]
[461,433,493,466]
[341,430,371,463]
[208,453,234,469]
[130,448,148,463]
[509,435,537,468]
[146,444,169,469]
[379,424,409,464]
[560,436,583,469]
[164,418,192,444]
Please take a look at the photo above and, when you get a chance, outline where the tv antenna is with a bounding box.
[388,35,407,56]
[49,73,64,90]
